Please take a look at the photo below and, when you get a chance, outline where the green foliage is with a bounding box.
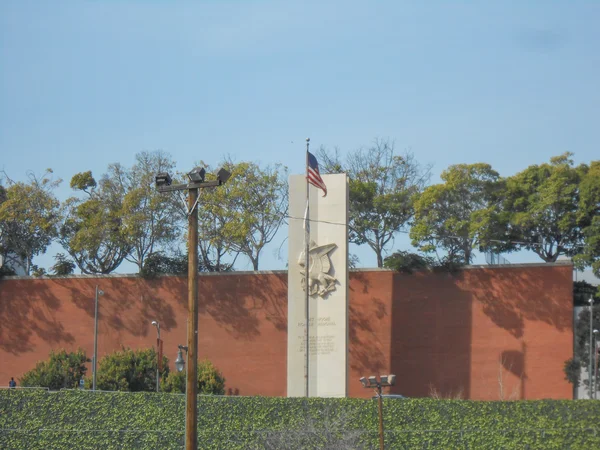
[0,264,16,277]
[69,170,96,193]
[60,169,132,274]
[50,253,76,275]
[19,348,88,390]
[566,305,600,392]
[410,163,502,265]
[574,215,600,278]
[1,391,600,449]
[94,347,169,392]
[206,160,288,271]
[573,280,600,306]
[563,358,581,386]
[319,139,430,267]
[383,250,434,273]
[139,251,189,279]
[161,359,225,395]
[0,169,61,275]
[30,265,47,277]
[501,153,589,262]
[121,151,182,271]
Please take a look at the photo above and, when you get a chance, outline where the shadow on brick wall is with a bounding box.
[0,279,75,355]
[390,271,472,399]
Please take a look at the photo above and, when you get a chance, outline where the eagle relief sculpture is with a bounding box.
[298,240,338,297]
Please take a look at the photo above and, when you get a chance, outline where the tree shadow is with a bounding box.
[465,265,572,338]
[390,270,472,398]
[0,278,75,355]
[52,276,180,338]
[347,271,389,380]
[198,271,288,340]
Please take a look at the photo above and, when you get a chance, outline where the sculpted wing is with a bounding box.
[310,243,337,273]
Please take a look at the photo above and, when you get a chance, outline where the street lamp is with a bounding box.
[155,166,231,450]
[175,345,188,373]
[359,374,396,450]
[92,285,104,391]
[589,297,595,399]
[151,320,161,392]
[594,329,599,400]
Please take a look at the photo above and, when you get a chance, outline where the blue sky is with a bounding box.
[1,0,599,273]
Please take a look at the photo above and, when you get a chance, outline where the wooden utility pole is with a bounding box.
[187,186,199,450]
[155,166,230,450]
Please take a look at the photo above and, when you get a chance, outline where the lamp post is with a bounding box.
[360,374,396,450]
[589,297,595,399]
[156,166,230,450]
[594,329,599,400]
[175,345,188,373]
[151,320,161,392]
[92,285,104,391]
[175,345,189,449]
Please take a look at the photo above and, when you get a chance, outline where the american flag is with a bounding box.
[307,151,327,197]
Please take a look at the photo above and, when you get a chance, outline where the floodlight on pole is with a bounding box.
[155,172,172,187]
[359,374,396,450]
[155,165,230,450]
[594,329,599,400]
[590,297,595,400]
[187,167,206,183]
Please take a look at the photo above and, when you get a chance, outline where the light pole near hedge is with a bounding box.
[92,285,104,391]
[155,166,230,450]
[360,374,396,450]
[151,320,161,392]
[589,296,595,399]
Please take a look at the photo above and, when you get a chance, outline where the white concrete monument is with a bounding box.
[287,171,349,397]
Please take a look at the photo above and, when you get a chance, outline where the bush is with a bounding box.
[161,359,225,395]
[93,347,169,392]
[19,348,88,390]
[383,251,434,273]
[140,252,187,278]
[51,253,76,276]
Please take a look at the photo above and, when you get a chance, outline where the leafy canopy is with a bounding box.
[20,348,88,390]
[501,153,588,262]
[93,347,169,392]
[0,169,61,275]
[319,139,430,267]
[410,163,501,265]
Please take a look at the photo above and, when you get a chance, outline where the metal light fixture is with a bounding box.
[214,167,231,185]
[359,374,397,450]
[155,172,172,187]
[175,345,188,373]
[155,163,230,450]
[594,329,599,400]
[187,167,206,183]
[590,296,595,400]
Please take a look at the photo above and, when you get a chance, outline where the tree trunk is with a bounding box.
[376,251,383,268]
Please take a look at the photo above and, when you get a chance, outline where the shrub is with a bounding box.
[161,359,225,395]
[20,348,88,390]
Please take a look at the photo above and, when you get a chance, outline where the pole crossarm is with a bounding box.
[157,180,220,193]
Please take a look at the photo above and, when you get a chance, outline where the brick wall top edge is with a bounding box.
[0,260,572,281]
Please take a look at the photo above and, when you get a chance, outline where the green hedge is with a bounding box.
[0,390,599,449]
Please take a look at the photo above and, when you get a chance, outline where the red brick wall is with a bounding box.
[0,263,573,399]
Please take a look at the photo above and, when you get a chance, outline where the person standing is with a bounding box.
[8,377,16,388]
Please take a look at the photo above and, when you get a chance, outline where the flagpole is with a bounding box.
[305,137,310,398]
